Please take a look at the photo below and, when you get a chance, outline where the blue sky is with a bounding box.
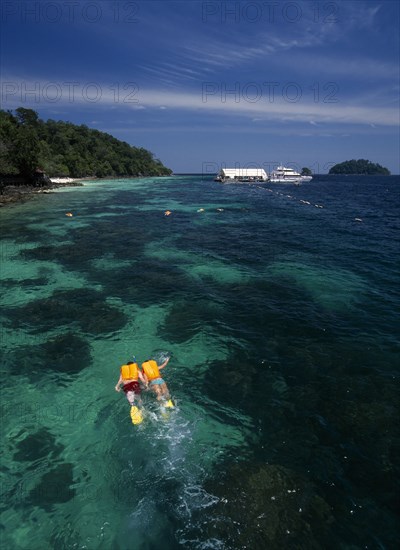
[1,0,399,173]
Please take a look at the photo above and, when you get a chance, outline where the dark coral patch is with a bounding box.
[28,463,76,510]
[158,302,202,344]
[71,221,146,262]
[2,277,49,289]
[41,333,92,374]
[89,260,191,307]
[5,288,127,336]
[9,332,91,379]
[159,299,223,343]
[78,301,128,335]
[202,350,259,407]
[5,292,80,333]
[21,243,98,269]
[13,428,63,462]
[188,463,334,549]
[20,217,147,272]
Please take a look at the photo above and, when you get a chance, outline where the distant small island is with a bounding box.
[329,159,390,175]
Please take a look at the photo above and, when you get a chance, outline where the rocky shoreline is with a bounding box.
[0,178,86,208]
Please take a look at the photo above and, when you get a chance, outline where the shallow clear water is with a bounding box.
[1,175,399,549]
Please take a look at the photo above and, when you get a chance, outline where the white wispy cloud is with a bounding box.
[2,78,397,127]
[180,28,329,73]
[135,2,390,87]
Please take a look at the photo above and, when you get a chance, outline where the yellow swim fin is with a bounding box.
[165,399,175,409]
[130,406,143,425]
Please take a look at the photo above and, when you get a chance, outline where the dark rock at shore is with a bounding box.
[0,184,45,206]
[1,171,50,187]
[0,178,83,207]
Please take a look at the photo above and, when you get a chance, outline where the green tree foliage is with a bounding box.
[301,167,312,176]
[329,159,390,175]
[0,110,19,175]
[15,107,39,126]
[13,124,41,178]
[0,108,172,181]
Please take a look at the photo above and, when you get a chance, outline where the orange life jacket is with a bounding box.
[141,360,160,381]
[120,362,139,381]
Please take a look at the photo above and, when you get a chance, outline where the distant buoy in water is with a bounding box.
[65,212,73,217]
[164,210,172,216]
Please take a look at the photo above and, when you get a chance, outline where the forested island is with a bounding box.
[329,159,390,175]
[0,108,172,184]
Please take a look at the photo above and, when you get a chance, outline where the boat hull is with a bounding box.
[269,176,312,184]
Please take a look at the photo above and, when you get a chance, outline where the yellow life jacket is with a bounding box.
[142,360,160,381]
[120,362,139,381]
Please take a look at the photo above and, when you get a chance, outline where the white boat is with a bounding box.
[215,168,268,183]
[269,166,312,184]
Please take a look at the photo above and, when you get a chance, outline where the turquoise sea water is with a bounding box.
[0,175,399,549]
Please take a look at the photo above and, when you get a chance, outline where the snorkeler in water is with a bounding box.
[141,356,174,407]
[115,360,146,407]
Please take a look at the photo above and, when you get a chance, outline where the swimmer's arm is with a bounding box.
[158,357,170,370]
[115,375,123,392]
[138,370,148,388]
